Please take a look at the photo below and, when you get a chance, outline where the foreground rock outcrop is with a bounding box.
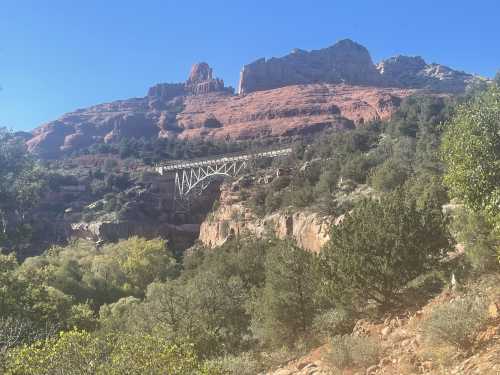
[266,275,500,375]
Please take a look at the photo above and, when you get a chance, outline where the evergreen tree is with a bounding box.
[320,189,450,309]
[250,241,318,347]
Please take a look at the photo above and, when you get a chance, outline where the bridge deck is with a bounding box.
[155,148,292,173]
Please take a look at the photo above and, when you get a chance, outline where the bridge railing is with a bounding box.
[155,147,292,173]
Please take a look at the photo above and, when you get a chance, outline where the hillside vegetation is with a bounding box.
[0,84,499,373]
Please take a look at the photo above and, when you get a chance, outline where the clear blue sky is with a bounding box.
[1,0,498,131]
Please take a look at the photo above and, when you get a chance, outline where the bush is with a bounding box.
[312,309,355,339]
[422,295,488,351]
[103,158,118,172]
[250,241,319,347]
[5,330,218,375]
[81,212,94,222]
[369,158,409,192]
[328,335,380,369]
[451,208,499,272]
[208,352,261,375]
[203,117,222,129]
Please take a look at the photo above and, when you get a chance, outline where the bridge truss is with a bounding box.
[155,148,292,213]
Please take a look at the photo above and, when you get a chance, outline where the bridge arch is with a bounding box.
[154,147,292,213]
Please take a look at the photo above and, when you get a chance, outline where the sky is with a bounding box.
[1,0,499,131]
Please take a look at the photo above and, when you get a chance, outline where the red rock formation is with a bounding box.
[27,83,417,157]
[27,39,485,157]
[175,84,416,140]
[238,39,383,94]
[377,55,482,93]
[238,39,486,95]
[185,62,232,95]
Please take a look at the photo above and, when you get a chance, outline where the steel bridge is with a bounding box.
[155,148,292,212]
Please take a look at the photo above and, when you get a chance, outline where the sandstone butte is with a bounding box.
[26,39,486,158]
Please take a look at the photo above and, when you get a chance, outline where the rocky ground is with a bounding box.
[266,276,500,375]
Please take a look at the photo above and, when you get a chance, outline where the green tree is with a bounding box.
[369,157,409,192]
[0,129,45,248]
[4,330,219,375]
[112,237,177,292]
[451,207,499,272]
[321,189,450,309]
[250,241,319,347]
[133,272,249,358]
[441,86,500,229]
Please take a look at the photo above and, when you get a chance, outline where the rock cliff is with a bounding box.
[238,39,485,94]
[238,39,382,94]
[199,183,334,252]
[176,84,415,140]
[377,55,481,93]
[28,81,415,157]
[28,62,234,158]
[27,39,487,157]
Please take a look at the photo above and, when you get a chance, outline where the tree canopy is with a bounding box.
[320,189,451,309]
[441,85,500,230]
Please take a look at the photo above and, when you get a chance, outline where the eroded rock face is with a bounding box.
[238,39,486,95]
[238,39,382,94]
[28,63,233,157]
[199,185,334,252]
[185,62,233,95]
[27,39,486,157]
[175,84,415,140]
[377,55,483,92]
[28,82,415,157]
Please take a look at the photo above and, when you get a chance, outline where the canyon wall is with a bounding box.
[27,39,487,158]
[199,185,335,252]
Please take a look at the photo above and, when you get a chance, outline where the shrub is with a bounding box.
[250,241,319,347]
[208,352,261,375]
[5,330,218,375]
[312,309,355,339]
[264,192,282,213]
[81,212,94,222]
[203,117,222,129]
[422,295,488,351]
[451,208,499,272]
[328,335,380,369]
[103,158,118,172]
[369,158,409,192]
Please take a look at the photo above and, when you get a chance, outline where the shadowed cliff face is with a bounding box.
[238,39,383,94]
[238,39,485,94]
[26,39,485,158]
